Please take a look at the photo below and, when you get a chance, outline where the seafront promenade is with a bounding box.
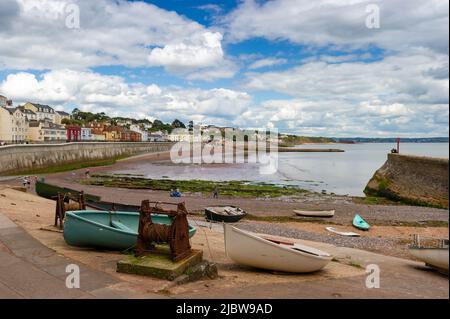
[0,212,163,298]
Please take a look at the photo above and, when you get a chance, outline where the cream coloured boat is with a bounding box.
[294,209,335,217]
[224,224,332,273]
[409,247,449,273]
[409,236,449,274]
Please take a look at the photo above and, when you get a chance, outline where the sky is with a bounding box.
[0,0,448,137]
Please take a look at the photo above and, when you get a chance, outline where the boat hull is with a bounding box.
[64,211,196,251]
[85,199,140,212]
[409,247,449,272]
[36,181,101,202]
[205,206,247,223]
[224,224,332,273]
[352,214,370,231]
[294,210,335,218]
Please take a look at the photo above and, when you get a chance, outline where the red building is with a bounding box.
[66,126,81,142]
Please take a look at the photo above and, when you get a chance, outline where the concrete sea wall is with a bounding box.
[365,153,449,209]
[0,142,174,175]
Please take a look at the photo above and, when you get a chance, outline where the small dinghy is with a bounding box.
[64,211,196,251]
[294,209,335,218]
[325,227,360,237]
[224,224,332,273]
[352,214,370,231]
[409,235,449,274]
[205,206,247,223]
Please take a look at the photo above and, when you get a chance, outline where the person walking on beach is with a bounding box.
[213,186,219,199]
[21,177,28,188]
[85,169,91,179]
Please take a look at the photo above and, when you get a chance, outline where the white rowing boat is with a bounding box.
[409,236,449,274]
[294,209,335,218]
[224,224,332,273]
[325,227,360,237]
[409,247,449,273]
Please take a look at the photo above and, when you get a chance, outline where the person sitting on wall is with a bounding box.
[391,148,398,154]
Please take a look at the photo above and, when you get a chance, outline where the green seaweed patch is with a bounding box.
[82,175,310,198]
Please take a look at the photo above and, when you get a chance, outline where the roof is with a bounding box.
[56,111,70,116]
[17,106,36,115]
[28,103,54,113]
[5,108,15,115]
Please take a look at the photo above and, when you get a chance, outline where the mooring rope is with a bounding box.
[189,215,215,263]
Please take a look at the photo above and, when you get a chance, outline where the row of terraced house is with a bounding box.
[0,95,169,144]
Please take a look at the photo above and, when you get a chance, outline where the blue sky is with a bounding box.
[0,0,448,137]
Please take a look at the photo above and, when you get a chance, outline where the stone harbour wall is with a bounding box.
[365,153,449,209]
[0,142,174,175]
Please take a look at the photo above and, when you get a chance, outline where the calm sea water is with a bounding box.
[115,143,449,197]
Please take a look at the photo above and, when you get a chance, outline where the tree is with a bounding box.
[171,119,186,129]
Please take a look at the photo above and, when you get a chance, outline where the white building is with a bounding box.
[81,127,92,141]
[148,130,169,142]
[23,102,56,123]
[130,124,148,141]
[17,106,38,121]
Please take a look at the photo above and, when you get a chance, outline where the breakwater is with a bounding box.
[365,153,449,208]
[0,142,174,175]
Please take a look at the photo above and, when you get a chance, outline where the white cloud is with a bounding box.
[248,58,287,70]
[0,69,251,124]
[148,32,224,72]
[0,0,230,77]
[244,51,449,106]
[224,0,449,53]
[236,50,449,136]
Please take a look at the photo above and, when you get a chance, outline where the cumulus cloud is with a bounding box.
[244,51,449,105]
[0,69,251,124]
[223,0,449,53]
[148,32,224,72]
[0,0,231,77]
[236,49,449,136]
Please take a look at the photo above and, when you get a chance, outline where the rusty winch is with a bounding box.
[136,200,192,262]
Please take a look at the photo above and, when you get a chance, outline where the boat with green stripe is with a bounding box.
[35,180,101,202]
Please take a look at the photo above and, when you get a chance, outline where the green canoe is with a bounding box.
[36,180,101,202]
[352,214,370,231]
[63,211,197,251]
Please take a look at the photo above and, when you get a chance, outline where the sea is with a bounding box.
[113,143,449,197]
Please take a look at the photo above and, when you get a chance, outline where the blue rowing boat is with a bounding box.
[352,214,370,231]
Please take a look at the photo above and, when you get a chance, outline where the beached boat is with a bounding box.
[85,199,140,212]
[325,227,360,237]
[294,209,335,218]
[224,224,332,273]
[205,206,247,223]
[352,214,370,231]
[36,180,101,202]
[409,236,449,274]
[64,210,197,251]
